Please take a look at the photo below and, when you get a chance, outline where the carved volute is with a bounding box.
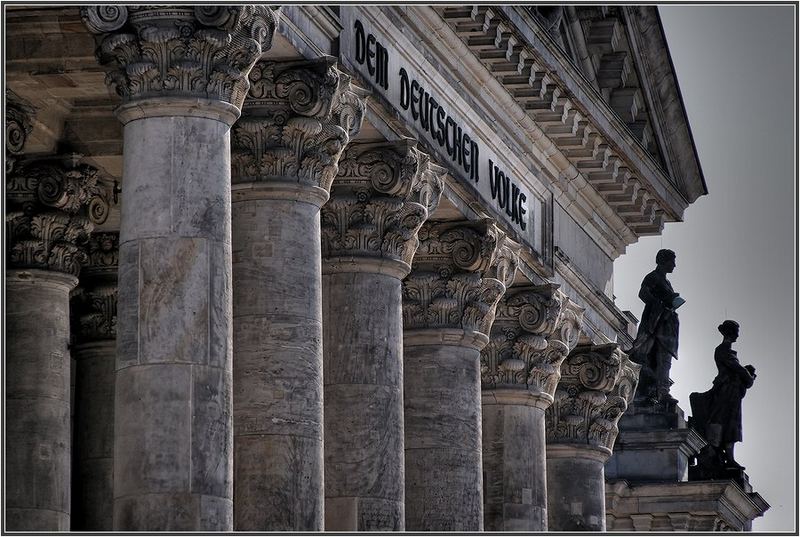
[6,159,112,277]
[321,141,445,273]
[481,284,585,405]
[231,58,369,192]
[71,232,119,343]
[546,343,640,453]
[5,91,35,175]
[402,219,520,339]
[81,6,279,109]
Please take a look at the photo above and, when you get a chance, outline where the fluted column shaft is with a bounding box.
[230,58,366,531]
[6,153,110,530]
[481,285,584,531]
[545,343,640,531]
[321,143,443,531]
[82,6,278,530]
[402,220,519,531]
[70,232,118,530]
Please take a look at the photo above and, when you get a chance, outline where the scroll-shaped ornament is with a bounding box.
[402,219,519,336]
[6,160,113,276]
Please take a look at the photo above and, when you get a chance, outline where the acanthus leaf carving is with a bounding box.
[545,343,639,451]
[321,141,445,267]
[82,5,279,108]
[71,231,119,343]
[231,58,368,192]
[481,284,575,399]
[402,219,519,336]
[6,160,113,277]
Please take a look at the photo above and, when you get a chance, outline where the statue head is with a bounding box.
[655,248,676,273]
[718,320,740,341]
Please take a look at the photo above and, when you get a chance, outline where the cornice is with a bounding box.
[430,5,689,240]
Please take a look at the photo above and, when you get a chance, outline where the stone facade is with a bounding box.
[4,4,767,533]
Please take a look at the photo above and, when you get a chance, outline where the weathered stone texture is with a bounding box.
[545,343,640,531]
[113,113,233,530]
[230,56,366,531]
[323,272,405,531]
[404,343,484,531]
[232,197,324,530]
[482,402,548,530]
[481,286,584,531]
[547,448,608,531]
[5,270,77,531]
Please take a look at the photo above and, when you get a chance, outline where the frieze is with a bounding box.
[545,343,639,451]
[321,141,445,267]
[81,6,279,107]
[402,219,519,335]
[6,161,111,276]
[231,58,368,192]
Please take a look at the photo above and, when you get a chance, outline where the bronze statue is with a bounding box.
[689,320,755,470]
[628,249,682,404]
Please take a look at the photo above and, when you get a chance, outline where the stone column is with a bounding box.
[6,159,110,530]
[230,58,366,531]
[481,284,584,531]
[70,232,118,530]
[544,343,640,531]
[82,6,278,530]
[402,220,519,531]
[321,142,444,531]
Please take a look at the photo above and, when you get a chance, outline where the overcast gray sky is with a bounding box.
[613,5,796,531]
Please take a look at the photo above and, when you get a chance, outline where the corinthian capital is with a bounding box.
[71,232,119,343]
[545,343,640,453]
[402,219,520,340]
[6,159,112,276]
[321,141,445,275]
[81,6,279,108]
[481,284,566,397]
[5,91,35,174]
[231,58,368,193]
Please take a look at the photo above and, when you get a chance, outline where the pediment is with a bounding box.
[571,6,707,203]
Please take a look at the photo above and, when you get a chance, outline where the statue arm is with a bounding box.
[638,274,675,308]
[716,348,755,388]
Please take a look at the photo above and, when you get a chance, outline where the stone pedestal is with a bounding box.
[545,343,640,531]
[480,285,584,531]
[6,270,78,531]
[82,6,278,530]
[230,58,366,531]
[606,478,770,531]
[402,220,519,531]
[605,402,706,483]
[70,232,119,530]
[321,142,443,531]
[6,156,110,530]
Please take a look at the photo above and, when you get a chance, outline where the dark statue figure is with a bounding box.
[628,249,682,404]
[689,320,756,472]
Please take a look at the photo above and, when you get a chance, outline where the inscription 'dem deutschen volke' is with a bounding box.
[353,19,529,232]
